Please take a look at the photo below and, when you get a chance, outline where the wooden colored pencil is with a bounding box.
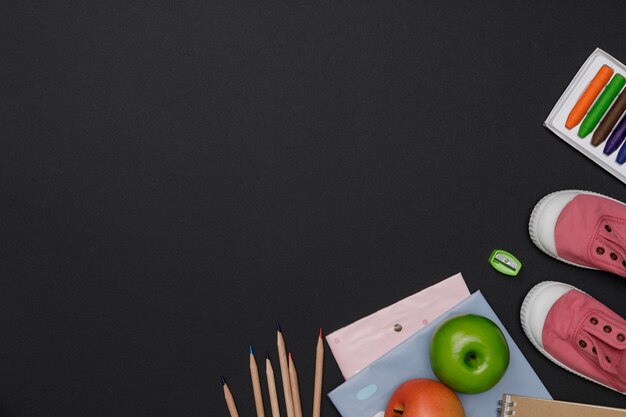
[312,328,324,417]
[222,376,240,417]
[265,353,281,417]
[288,352,303,417]
[277,324,295,417]
[250,345,266,417]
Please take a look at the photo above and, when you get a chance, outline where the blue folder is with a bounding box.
[328,291,551,417]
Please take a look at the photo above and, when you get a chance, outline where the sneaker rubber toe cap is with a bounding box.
[522,281,576,348]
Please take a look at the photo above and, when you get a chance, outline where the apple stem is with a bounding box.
[393,408,404,416]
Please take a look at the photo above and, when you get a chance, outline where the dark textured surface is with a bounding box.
[1,1,626,416]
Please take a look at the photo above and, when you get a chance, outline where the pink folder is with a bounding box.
[326,273,470,379]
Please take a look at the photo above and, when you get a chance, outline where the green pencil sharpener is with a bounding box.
[489,249,522,276]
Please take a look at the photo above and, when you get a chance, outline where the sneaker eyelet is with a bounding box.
[578,340,587,348]
[606,356,611,363]
[590,317,598,325]
[605,225,612,232]
[604,325,612,333]
[610,253,618,260]
[596,247,605,255]
[618,333,625,342]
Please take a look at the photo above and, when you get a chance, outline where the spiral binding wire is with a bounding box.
[497,399,516,416]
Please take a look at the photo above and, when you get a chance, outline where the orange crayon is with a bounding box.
[565,65,614,129]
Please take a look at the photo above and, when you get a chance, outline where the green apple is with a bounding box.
[429,314,509,394]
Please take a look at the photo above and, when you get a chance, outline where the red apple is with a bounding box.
[384,378,464,417]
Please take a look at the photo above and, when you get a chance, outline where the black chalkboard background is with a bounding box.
[1,1,625,416]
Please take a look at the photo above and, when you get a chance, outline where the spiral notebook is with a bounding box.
[500,394,626,417]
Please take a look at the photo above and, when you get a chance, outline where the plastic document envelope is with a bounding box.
[327,273,470,379]
[328,291,551,417]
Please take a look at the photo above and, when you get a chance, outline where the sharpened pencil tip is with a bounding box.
[265,351,270,360]
[289,351,293,361]
[319,327,323,338]
[249,344,253,355]
[221,375,227,386]
[277,323,282,332]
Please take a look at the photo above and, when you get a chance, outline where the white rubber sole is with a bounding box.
[521,281,625,395]
[528,189,619,270]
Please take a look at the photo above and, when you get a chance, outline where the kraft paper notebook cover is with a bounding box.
[328,292,550,417]
[500,394,626,417]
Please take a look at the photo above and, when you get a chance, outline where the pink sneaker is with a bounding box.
[521,281,626,394]
[529,190,626,277]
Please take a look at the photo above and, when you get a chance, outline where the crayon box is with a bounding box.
[545,48,626,184]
